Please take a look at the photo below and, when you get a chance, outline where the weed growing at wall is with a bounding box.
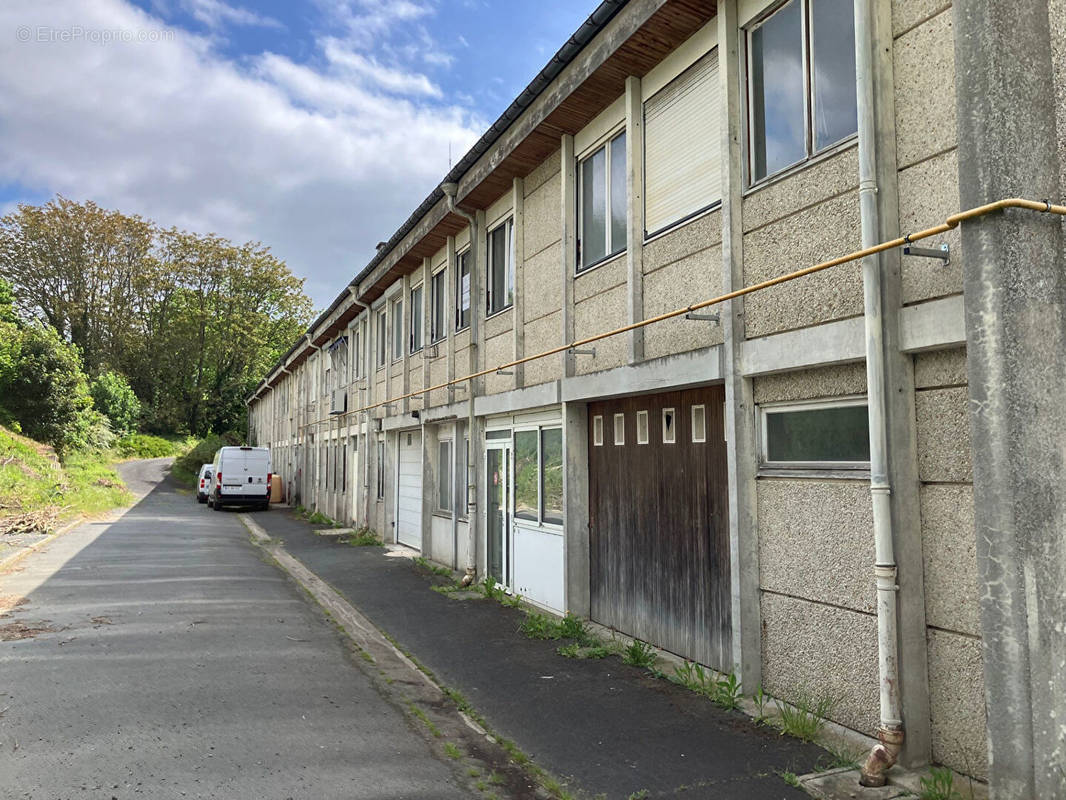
[346,527,382,546]
[919,766,963,800]
[773,686,838,742]
[621,639,658,668]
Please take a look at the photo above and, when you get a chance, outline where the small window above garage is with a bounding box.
[759,397,870,474]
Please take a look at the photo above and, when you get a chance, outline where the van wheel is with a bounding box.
[260,503,270,512]
[213,497,223,511]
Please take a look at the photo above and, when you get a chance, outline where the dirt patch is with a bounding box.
[90,616,113,626]
[0,620,57,641]
[0,595,28,616]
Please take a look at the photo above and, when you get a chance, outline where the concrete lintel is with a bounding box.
[740,317,866,376]
[561,345,723,403]
[421,399,471,425]
[474,381,561,418]
[898,294,965,353]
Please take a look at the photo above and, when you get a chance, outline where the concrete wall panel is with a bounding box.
[524,170,563,259]
[483,331,514,395]
[574,256,626,303]
[524,242,562,323]
[742,193,863,338]
[892,0,950,38]
[642,245,724,360]
[898,149,963,304]
[524,149,560,197]
[484,307,514,341]
[926,629,988,779]
[574,285,627,375]
[913,347,967,389]
[758,479,874,613]
[742,148,858,234]
[523,310,563,387]
[920,483,979,636]
[753,362,868,404]
[760,592,879,734]
[429,357,449,407]
[643,211,722,274]
[894,10,957,169]
[915,387,972,482]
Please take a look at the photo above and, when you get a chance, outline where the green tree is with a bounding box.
[0,278,16,325]
[90,370,142,435]
[4,323,94,457]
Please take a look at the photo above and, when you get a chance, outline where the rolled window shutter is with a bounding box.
[643,49,720,236]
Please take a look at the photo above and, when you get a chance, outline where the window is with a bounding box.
[691,405,707,443]
[759,398,870,468]
[409,284,423,353]
[613,413,625,446]
[486,219,514,315]
[747,0,857,183]
[455,250,471,330]
[541,428,563,526]
[431,269,447,343]
[391,297,403,361]
[662,408,676,444]
[376,439,385,499]
[578,131,626,270]
[376,309,387,368]
[514,430,538,522]
[636,410,649,445]
[438,439,453,512]
[512,426,563,527]
[644,50,720,235]
[592,415,604,447]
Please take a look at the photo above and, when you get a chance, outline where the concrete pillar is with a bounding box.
[563,401,590,616]
[625,75,645,364]
[561,134,577,377]
[954,2,1066,797]
[446,235,457,406]
[422,256,431,410]
[512,177,526,388]
[717,0,760,691]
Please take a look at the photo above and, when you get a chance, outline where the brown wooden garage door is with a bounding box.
[588,386,731,670]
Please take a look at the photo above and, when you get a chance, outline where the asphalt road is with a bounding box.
[0,459,467,800]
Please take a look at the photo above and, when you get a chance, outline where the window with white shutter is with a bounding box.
[643,49,720,237]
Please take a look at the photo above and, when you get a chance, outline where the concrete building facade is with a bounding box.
[247,1,1066,794]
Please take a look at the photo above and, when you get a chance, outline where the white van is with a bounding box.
[208,446,271,511]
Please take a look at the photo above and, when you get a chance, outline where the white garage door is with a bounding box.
[396,430,422,550]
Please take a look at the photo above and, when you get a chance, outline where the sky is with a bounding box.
[0,0,602,308]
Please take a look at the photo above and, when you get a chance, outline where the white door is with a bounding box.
[395,430,423,549]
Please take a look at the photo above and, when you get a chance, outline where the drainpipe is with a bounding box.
[854,0,904,786]
[348,286,374,528]
[305,333,324,512]
[441,181,478,586]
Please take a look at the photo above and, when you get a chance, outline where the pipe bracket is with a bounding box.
[902,242,950,265]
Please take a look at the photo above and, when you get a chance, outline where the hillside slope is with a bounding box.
[0,425,130,545]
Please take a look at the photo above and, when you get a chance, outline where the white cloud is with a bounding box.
[181,0,282,31]
[0,0,483,307]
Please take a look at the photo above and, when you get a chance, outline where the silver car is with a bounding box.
[196,463,214,503]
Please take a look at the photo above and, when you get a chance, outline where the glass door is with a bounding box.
[486,442,511,587]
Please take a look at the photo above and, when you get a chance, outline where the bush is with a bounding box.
[3,323,94,458]
[115,433,183,459]
[172,432,241,486]
[90,371,141,435]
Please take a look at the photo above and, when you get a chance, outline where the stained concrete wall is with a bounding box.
[753,363,879,734]
[913,347,987,778]
[893,5,963,304]
[741,150,864,338]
